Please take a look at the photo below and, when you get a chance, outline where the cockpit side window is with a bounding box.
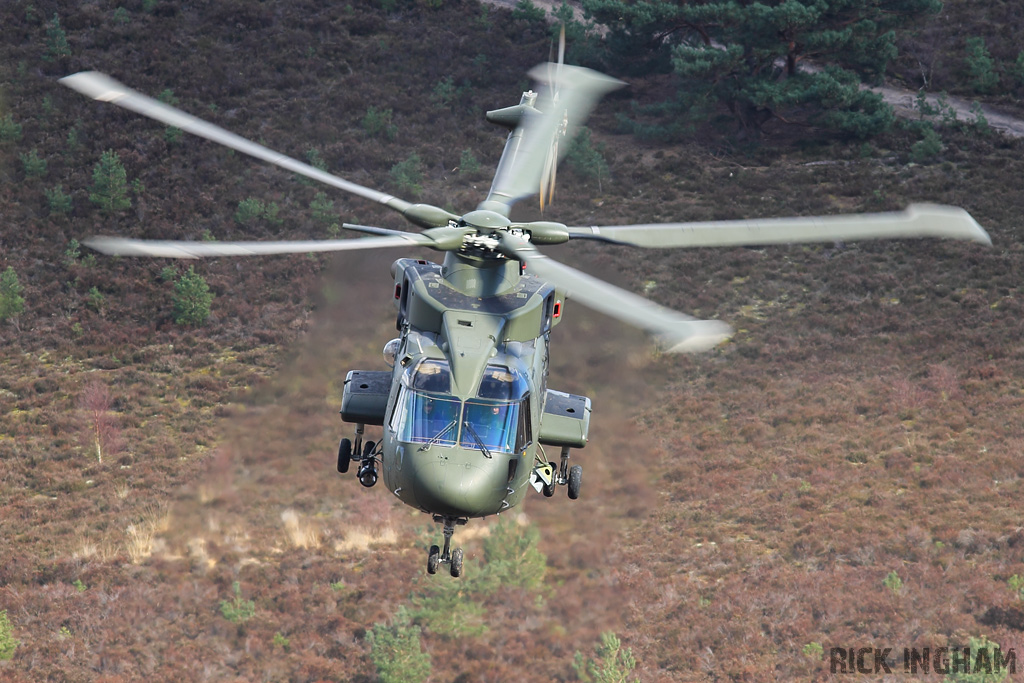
[410,359,451,394]
[477,365,528,401]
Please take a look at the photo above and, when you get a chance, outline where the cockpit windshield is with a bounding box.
[393,359,530,454]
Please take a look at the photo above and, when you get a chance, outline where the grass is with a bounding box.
[1,0,1024,680]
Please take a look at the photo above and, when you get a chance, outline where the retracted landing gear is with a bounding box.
[427,515,466,578]
[337,423,378,487]
[531,446,582,499]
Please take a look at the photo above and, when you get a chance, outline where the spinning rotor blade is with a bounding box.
[497,233,733,353]
[60,72,458,228]
[539,26,566,212]
[567,204,992,248]
[482,64,622,213]
[83,234,433,259]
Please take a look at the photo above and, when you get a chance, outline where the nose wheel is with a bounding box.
[427,516,466,577]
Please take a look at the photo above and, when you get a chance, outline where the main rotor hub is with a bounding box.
[460,210,511,231]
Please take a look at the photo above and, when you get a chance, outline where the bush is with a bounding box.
[0,266,25,322]
[572,632,638,683]
[965,37,999,94]
[43,13,71,62]
[46,185,73,215]
[20,149,47,178]
[89,150,131,214]
[367,606,431,683]
[566,127,609,191]
[172,266,213,327]
[390,154,423,197]
[0,114,22,143]
[362,106,397,140]
[0,609,18,661]
[219,581,255,624]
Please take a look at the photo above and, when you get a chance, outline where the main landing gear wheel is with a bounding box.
[427,515,467,578]
[450,548,464,578]
[567,464,582,500]
[337,438,352,474]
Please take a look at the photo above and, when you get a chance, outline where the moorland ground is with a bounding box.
[2,0,1024,681]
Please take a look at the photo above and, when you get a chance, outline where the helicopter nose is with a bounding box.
[408,446,508,517]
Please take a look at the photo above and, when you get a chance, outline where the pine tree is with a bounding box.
[89,150,132,215]
[582,0,940,137]
[367,607,431,683]
[0,267,25,323]
[172,266,213,327]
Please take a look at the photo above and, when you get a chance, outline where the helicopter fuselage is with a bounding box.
[340,251,591,522]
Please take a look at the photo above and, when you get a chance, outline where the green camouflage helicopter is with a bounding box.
[61,54,990,577]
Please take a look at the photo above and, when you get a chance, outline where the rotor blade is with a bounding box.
[60,72,458,228]
[480,64,622,214]
[83,234,433,259]
[567,204,991,248]
[497,233,732,353]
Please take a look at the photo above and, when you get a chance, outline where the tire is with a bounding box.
[363,440,376,457]
[567,464,582,500]
[337,438,352,474]
[542,461,557,497]
[450,548,464,578]
[427,545,440,575]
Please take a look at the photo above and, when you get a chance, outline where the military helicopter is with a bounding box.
[61,54,990,577]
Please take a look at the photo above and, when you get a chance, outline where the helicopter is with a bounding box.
[61,54,990,578]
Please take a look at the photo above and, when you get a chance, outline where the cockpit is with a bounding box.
[391,359,531,455]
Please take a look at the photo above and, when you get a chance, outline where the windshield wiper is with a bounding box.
[419,419,457,450]
[462,421,493,459]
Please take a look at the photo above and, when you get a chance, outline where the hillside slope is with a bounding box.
[2,1,1024,681]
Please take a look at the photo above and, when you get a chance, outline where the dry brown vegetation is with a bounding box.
[3,0,1024,681]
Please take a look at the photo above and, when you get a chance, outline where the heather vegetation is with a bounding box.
[2,0,1024,681]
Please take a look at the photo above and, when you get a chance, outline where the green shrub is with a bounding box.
[512,0,547,24]
[945,635,1009,682]
[89,150,132,214]
[219,581,255,623]
[566,127,609,191]
[46,185,73,215]
[965,37,998,94]
[572,632,638,683]
[367,606,431,683]
[235,197,282,225]
[430,77,459,109]
[390,154,423,197]
[20,149,47,178]
[0,114,23,143]
[0,267,26,322]
[478,517,548,593]
[86,286,105,313]
[0,609,18,661]
[361,106,397,140]
[910,127,943,163]
[883,570,903,596]
[458,148,481,176]
[43,13,71,62]
[235,197,265,225]
[172,266,213,327]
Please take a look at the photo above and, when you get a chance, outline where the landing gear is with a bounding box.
[338,423,378,487]
[337,438,352,473]
[427,515,467,577]
[531,446,583,500]
[543,461,557,497]
[567,464,582,500]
